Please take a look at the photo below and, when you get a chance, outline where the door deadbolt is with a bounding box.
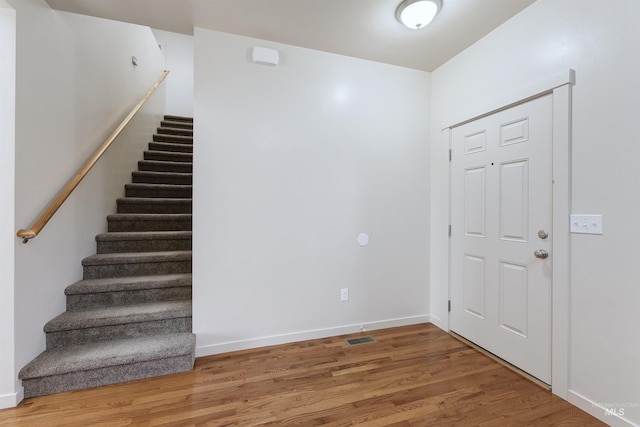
[537,230,549,239]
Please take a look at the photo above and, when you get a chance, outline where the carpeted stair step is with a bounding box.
[152,134,193,144]
[164,114,193,123]
[149,141,193,153]
[132,171,192,185]
[96,231,192,253]
[125,183,192,198]
[44,300,192,349]
[116,198,192,214]
[107,213,192,232]
[144,150,193,163]
[161,120,192,130]
[19,333,195,398]
[82,250,192,279]
[65,273,192,311]
[157,127,193,137]
[138,160,193,173]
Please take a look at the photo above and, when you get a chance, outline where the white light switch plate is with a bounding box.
[570,214,603,234]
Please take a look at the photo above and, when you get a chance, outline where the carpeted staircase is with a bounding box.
[19,115,195,398]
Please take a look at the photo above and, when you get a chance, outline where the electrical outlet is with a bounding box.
[340,288,349,301]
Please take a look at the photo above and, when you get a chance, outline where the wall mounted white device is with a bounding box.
[252,47,279,66]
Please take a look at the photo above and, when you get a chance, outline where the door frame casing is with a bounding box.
[0,1,18,409]
[444,69,574,399]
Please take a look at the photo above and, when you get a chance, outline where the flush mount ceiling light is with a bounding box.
[396,0,442,30]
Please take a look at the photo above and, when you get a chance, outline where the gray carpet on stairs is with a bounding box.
[20,333,195,398]
[19,115,195,398]
[65,273,192,310]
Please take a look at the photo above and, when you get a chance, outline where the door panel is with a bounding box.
[464,167,486,237]
[450,94,552,385]
[499,260,528,337]
[500,160,528,241]
[463,254,486,319]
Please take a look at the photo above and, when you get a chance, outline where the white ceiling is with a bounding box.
[45,0,536,71]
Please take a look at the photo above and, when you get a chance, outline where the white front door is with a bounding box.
[450,94,553,385]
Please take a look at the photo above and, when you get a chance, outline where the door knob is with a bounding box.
[534,249,549,259]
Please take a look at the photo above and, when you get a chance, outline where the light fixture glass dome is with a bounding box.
[396,0,442,30]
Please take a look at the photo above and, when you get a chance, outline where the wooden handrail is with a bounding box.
[17,70,170,243]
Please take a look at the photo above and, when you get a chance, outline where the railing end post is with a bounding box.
[17,229,36,243]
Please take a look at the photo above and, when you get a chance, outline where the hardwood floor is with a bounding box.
[0,323,605,426]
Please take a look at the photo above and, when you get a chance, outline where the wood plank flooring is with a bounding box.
[0,323,605,426]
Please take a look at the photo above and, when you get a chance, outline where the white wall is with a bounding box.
[8,0,165,403]
[152,29,194,117]
[193,29,430,355]
[0,0,17,409]
[430,0,640,425]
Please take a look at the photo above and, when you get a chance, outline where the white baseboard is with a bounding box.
[428,314,448,332]
[568,390,640,427]
[196,315,430,357]
[0,388,23,410]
